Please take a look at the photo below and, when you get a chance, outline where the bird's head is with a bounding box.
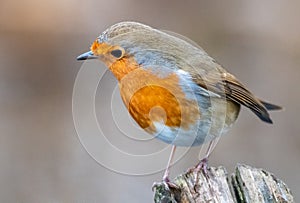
[77,21,204,81]
[77,22,153,63]
[77,22,161,80]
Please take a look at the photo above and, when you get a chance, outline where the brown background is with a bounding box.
[0,0,299,202]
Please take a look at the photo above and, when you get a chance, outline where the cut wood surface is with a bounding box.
[153,164,294,203]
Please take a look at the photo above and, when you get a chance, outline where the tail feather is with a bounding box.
[250,100,282,124]
[253,110,273,124]
[260,100,282,111]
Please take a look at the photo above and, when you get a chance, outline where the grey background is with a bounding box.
[0,0,299,202]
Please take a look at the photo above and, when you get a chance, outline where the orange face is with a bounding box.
[90,40,112,56]
[90,40,137,81]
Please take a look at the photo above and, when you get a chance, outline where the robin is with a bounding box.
[77,21,281,185]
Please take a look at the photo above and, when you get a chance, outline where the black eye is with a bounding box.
[111,49,123,58]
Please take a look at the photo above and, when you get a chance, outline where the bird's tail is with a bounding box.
[249,100,282,124]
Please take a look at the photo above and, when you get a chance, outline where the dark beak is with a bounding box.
[77,51,98,61]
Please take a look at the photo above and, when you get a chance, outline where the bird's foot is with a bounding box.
[196,157,209,175]
[185,157,211,193]
[152,178,181,203]
[186,157,209,175]
[152,177,179,192]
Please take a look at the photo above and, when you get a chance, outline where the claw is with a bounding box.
[152,180,179,192]
[196,157,209,174]
[186,157,209,175]
[185,157,211,193]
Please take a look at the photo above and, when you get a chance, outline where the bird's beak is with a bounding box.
[77,51,98,61]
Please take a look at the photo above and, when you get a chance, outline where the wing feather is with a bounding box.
[193,71,273,123]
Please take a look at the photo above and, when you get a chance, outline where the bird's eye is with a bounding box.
[110,49,123,59]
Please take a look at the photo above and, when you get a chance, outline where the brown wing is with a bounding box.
[194,71,274,124]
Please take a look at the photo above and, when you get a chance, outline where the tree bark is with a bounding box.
[153,164,294,203]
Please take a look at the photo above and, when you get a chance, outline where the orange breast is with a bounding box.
[109,57,201,134]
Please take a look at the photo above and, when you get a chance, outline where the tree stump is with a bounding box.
[153,164,294,203]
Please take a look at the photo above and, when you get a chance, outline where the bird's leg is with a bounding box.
[191,139,219,194]
[152,145,178,191]
[195,139,218,173]
[162,145,176,182]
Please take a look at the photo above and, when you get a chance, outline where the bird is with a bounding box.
[77,21,281,185]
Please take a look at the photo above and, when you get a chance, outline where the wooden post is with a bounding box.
[153,164,294,203]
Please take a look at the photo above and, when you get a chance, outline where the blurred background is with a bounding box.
[1,0,299,202]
